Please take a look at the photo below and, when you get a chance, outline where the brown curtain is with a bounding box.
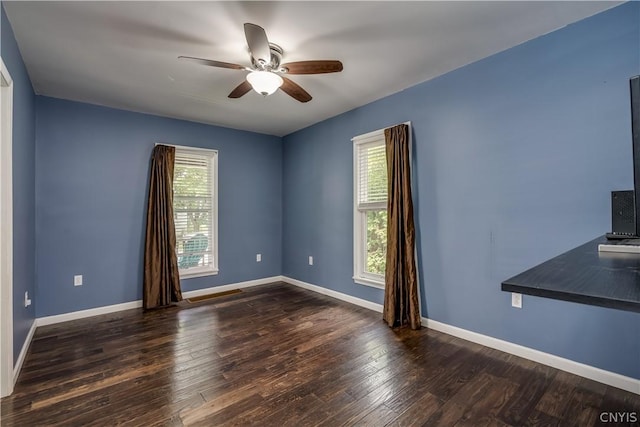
[383,124,421,329]
[143,145,182,310]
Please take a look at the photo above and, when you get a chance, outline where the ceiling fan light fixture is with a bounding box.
[246,71,283,96]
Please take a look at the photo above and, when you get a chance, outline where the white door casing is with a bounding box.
[0,56,14,398]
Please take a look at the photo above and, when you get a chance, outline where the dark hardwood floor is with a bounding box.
[1,282,639,426]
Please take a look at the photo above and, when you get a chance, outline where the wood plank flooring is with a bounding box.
[1,282,639,426]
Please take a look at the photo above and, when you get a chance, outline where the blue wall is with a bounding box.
[35,97,282,317]
[282,3,640,379]
[1,5,36,364]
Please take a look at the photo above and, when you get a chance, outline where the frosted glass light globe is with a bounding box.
[246,71,283,96]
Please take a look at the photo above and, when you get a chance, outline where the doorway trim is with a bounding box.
[1,56,14,398]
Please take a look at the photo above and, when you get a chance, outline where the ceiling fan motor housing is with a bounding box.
[251,43,284,71]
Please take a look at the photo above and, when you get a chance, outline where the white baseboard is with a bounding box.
[13,319,36,385]
[37,300,143,327]
[422,318,640,395]
[283,276,384,313]
[36,276,283,327]
[280,276,640,395]
[182,276,280,299]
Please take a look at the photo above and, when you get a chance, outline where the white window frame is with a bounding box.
[352,122,411,289]
[163,144,219,279]
[352,129,388,288]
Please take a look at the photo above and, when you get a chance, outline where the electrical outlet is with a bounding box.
[256,253,262,262]
[511,292,522,308]
[308,256,313,266]
[74,275,83,287]
[24,291,31,308]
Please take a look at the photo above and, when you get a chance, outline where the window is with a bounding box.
[173,147,218,278]
[353,130,388,287]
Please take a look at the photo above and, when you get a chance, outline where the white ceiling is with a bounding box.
[3,1,620,136]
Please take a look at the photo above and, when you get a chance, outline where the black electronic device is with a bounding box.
[631,76,640,234]
[607,76,640,240]
[609,190,636,237]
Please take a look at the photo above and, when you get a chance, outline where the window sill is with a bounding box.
[353,276,385,289]
[179,269,219,280]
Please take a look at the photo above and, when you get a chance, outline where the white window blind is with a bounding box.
[173,147,218,277]
[356,142,388,210]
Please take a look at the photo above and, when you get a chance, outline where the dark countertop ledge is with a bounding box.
[501,235,640,313]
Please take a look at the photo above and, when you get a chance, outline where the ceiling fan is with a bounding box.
[179,23,343,103]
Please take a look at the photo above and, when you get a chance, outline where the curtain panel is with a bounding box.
[143,144,182,310]
[383,124,421,329]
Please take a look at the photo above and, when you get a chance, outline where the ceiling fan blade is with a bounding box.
[228,80,252,98]
[280,77,312,103]
[178,56,246,70]
[280,60,343,75]
[244,23,271,64]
